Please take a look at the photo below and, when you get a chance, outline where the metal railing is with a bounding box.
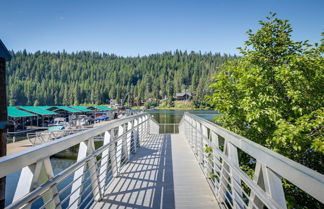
[0,113,151,209]
[179,112,324,209]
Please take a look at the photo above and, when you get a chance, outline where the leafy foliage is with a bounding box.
[209,13,323,208]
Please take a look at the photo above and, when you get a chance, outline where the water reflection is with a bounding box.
[148,110,218,133]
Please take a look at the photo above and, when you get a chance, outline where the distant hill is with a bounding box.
[6,50,236,106]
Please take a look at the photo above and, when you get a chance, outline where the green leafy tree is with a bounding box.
[209,13,323,208]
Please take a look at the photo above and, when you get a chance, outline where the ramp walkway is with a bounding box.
[93,134,219,209]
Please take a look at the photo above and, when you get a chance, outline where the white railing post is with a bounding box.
[116,124,124,175]
[69,141,87,209]
[193,120,198,156]
[196,122,203,164]
[87,138,102,201]
[188,116,193,145]
[13,158,61,209]
[110,128,118,177]
[126,121,133,160]
[99,130,111,195]
[138,117,143,143]
[248,161,263,209]
[211,131,221,193]
[264,166,287,209]
[69,138,98,209]
[217,140,229,203]
[187,117,194,146]
[227,142,244,209]
[133,118,139,152]
[122,124,128,164]
[202,125,209,174]
[13,165,37,204]
[181,116,186,136]
[145,115,149,138]
[248,162,287,209]
[142,116,146,139]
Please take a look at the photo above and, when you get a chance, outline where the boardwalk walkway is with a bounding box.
[93,134,219,209]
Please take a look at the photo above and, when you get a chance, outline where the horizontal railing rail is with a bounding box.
[179,112,324,209]
[0,113,147,178]
[0,113,151,209]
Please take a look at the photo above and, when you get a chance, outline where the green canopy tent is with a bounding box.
[18,106,57,127]
[69,106,92,112]
[8,106,36,118]
[7,106,37,132]
[92,106,114,111]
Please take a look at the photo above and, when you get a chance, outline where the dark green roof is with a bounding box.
[8,106,36,118]
[93,106,114,111]
[19,106,57,116]
[0,40,11,61]
[70,106,92,112]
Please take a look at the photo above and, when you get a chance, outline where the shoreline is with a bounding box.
[154,107,211,111]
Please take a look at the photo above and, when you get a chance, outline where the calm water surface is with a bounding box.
[148,110,218,123]
[148,110,218,133]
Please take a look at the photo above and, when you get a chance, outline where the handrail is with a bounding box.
[6,118,148,209]
[0,113,147,178]
[2,112,150,209]
[179,112,324,208]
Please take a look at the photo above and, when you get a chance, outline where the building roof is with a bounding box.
[69,106,92,112]
[0,39,11,61]
[19,106,58,116]
[176,92,192,97]
[7,106,36,118]
[93,106,114,111]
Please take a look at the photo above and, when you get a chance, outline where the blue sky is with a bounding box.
[0,0,323,56]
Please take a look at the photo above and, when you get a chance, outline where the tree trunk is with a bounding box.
[0,57,8,209]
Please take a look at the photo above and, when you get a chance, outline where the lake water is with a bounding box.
[148,110,218,133]
[149,110,218,123]
[5,110,218,207]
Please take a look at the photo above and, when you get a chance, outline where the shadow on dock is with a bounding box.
[94,134,175,209]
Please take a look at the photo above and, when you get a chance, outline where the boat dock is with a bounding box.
[6,120,115,155]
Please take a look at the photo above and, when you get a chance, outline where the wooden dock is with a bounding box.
[93,134,220,209]
[7,139,32,155]
[6,120,113,155]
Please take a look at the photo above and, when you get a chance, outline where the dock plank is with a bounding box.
[93,134,220,209]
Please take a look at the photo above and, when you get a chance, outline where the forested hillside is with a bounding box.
[6,50,234,106]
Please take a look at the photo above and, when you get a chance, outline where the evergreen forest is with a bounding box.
[6,50,235,106]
